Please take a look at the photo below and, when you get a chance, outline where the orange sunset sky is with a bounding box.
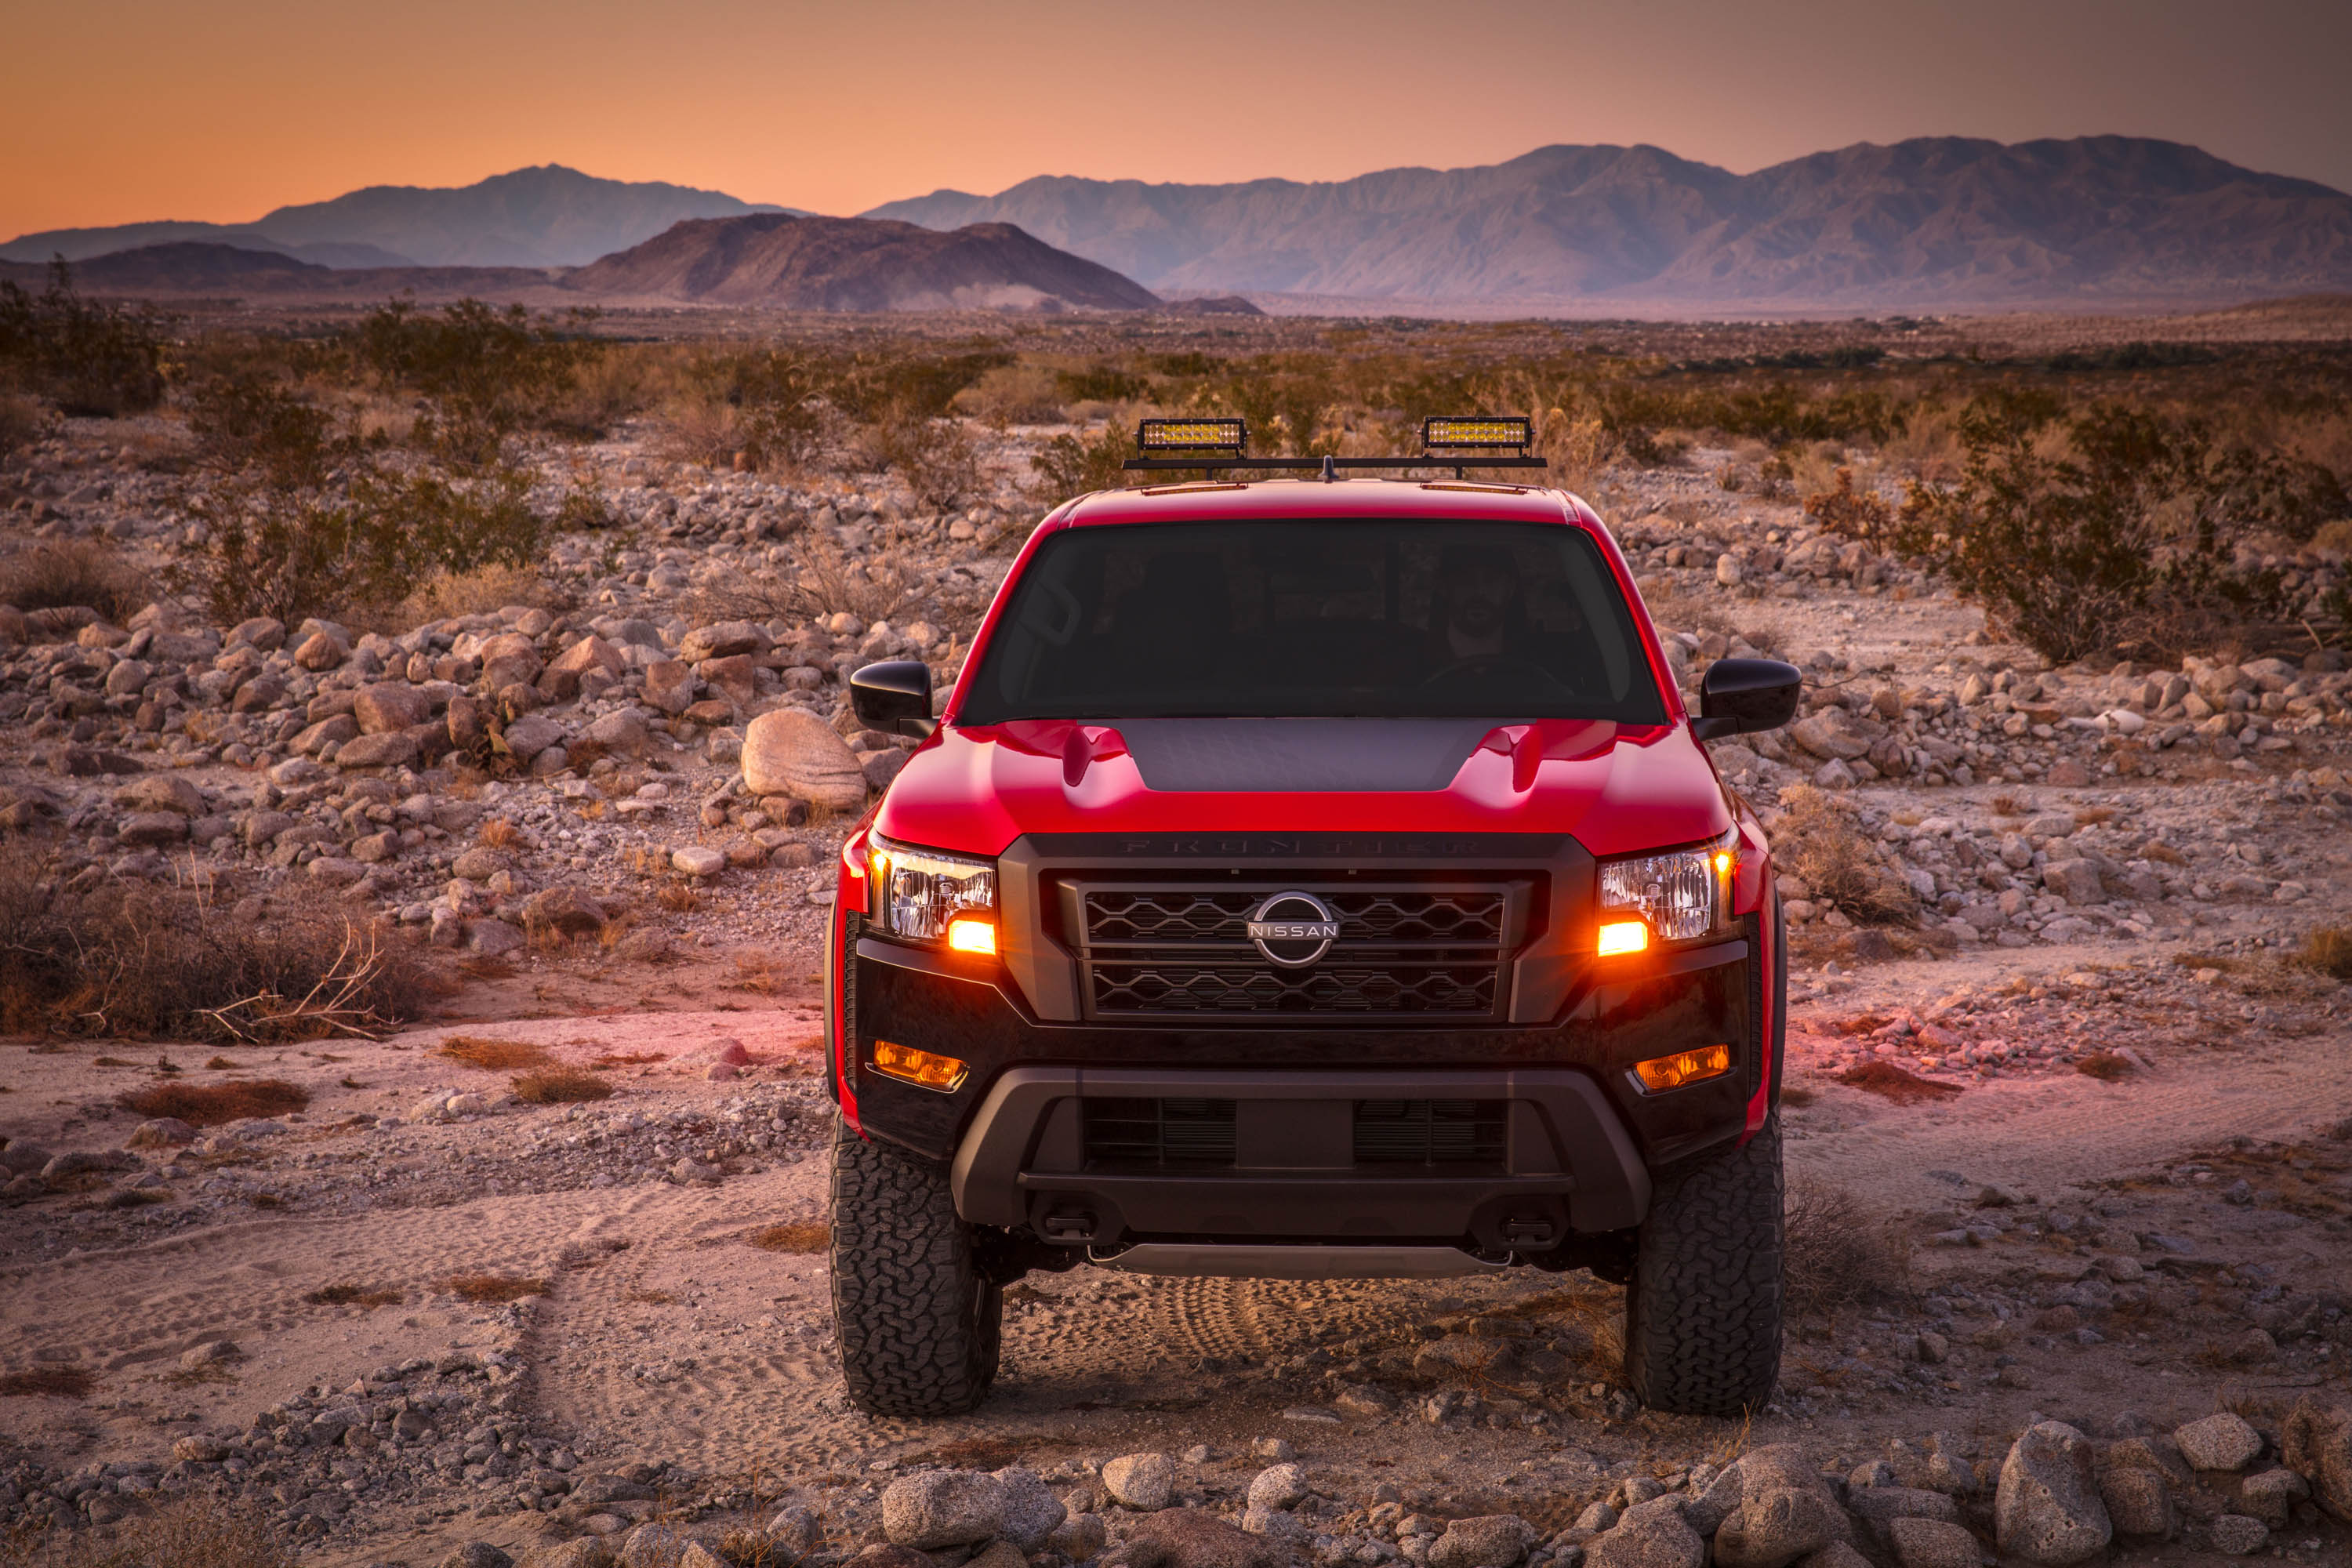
[3,0,2347,239]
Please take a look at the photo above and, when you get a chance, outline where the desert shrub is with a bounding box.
[1029,423,1136,500]
[1772,786,1917,926]
[1055,365,1152,404]
[956,361,1067,424]
[692,529,921,626]
[0,1500,290,1568]
[864,401,985,508]
[699,348,837,474]
[182,371,345,489]
[2297,925,2352,982]
[1801,466,1894,543]
[388,561,561,630]
[0,539,149,621]
[747,1221,829,1253]
[1893,393,2348,662]
[0,392,46,468]
[0,260,169,416]
[510,1069,612,1103]
[354,298,603,467]
[0,850,428,1040]
[0,1367,93,1399]
[118,1078,307,1126]
[437,1273,547,1303]
[303,1284,401,1308]
[1784,1179,1911,1309]
[436,1035,547,1070]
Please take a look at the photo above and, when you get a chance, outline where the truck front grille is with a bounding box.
[1353,1099,1507,1165]
[1082,1097,1237,1168]
[1071,881,1519,1021]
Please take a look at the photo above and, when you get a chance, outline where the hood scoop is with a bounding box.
[1116,718,1497,793]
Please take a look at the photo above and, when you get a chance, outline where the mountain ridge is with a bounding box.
[862,136,2352,306]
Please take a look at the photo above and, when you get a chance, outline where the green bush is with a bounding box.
[0,260,169,416]
[1893,393,2333,662]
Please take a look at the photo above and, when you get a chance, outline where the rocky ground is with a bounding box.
[2,403,2351,1568]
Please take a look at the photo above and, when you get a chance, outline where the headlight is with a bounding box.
[1599,833,1737,944]
[867,834,996,944]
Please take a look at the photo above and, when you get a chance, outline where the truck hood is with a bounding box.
[870,717,1732,858]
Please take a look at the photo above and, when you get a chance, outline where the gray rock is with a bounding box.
[1100,1508,1282,1568]
[764,1505,824,1559]
[1049,1512,1109,1561]
[742,708,867,810]
[125,1117,198,1149]
[617,1524,724,1568]
[2095,1465,2172,1538]
[671,845,726,878]
[0,1142,53,1176]
[1247,1463,1305,1512]
[2173,1411,2263,1472]
[1713,1446,1850,1568]
[521,1542,613,1568]
[334,731,419,769]
[680,622,768,662]
[502,714,568,763]
[993,1467,1068,1551]
[2282,1399,2352,1519]
[1583,1497,1703,1568]
[40,1149,136,1181]
[441,1545,515,1568]
[354,682,430,733]
[1845,1486,1959,1541]
[1882,1519,1977,1568]
[2042,859,2104,905]
[466,919,526,957]
[1428,1515,1535,1568]
[584,710,652,758]
[1103,1452,1177,1511]
[2237,1467,2309,1528]
[881,1468,1006,1549]
[1994,1422,2112,1566]
[179,1340,240,1371]
[1240,1506,1310,1544]
[2206,1515,2267,1555]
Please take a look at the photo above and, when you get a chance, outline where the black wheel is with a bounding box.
[1622,1115,1784,1417]
[829,1114,1002,1416]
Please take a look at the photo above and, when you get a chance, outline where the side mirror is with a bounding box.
[850,660,937,739]
[1690,657,1801,742]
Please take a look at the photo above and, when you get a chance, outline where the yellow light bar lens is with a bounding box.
[1596,920,1650,956]
[1632,1044,1733,1094]
[872,1040,969,1093]
[1138,417,1246,452]
[946,917,997,955]
[1424,416,1532,449]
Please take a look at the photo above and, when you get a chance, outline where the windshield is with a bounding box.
[959,519,1667,724]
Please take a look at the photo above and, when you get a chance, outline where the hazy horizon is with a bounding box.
[3,0,2347,241]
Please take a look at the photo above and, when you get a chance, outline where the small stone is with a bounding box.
[2238,1468,2309,1528]
[1882,1519,1977,1568]
[1428,1515,1535,1568]
[1049,1513,1108,1561]
[1102,1509,1282,1568]
[1250,1438,1296,1462]
[993,1466,1068,1551]
[1247,1464,1306,1512]
[2174,1411,2263,1472]
[2206,1515,2267,1555]
[441,1545,515,1568]
[1994,1422,2111,1566]
[671,845,726,878]
[179,1340,240,1371]
[1584,1498,1703,1568]
[670,1158,724,1185]
[126,1117,198,1149]
[1103,1452,1177,1511]
[466,919,526,957]
[2096,1465,2173,1539]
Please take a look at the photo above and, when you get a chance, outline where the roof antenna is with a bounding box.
[1319,454,1338,484]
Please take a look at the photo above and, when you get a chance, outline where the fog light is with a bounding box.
[871,1041,968,1093]
[946,917,997,955]
[1596,920,1650,956]
[1632,1044,1733,1094]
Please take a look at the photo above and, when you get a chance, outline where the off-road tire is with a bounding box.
[1622,1115,1784,1417]
[830,1115,1002,1417]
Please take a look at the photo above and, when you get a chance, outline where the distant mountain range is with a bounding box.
[0,215,1162,312]
[1,165,792,269]
[864,136,2352,307]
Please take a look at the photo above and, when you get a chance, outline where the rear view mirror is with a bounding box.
[1690,658,1801,742]
[850,661,937,739]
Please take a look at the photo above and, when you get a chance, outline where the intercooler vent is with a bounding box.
[1352,1099,1507,1166]
[1082,1097,1239,1169]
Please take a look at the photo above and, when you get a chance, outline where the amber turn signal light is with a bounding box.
[871,1041,968,1093]
[1632,1044,1733,1094]
[1596,919,1650,956]
[946,917,997,955]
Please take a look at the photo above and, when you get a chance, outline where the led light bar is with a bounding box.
[1138,417,1247,455]
[1423,416,1532,451]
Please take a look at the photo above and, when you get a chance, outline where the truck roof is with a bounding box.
[1059,476,1601,529]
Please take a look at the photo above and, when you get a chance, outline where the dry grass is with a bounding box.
[2296,926,2352,982]
[303,1284,401,1308]
[510,1069,612,1104]
[437,1273,548,1304]
[591,1051,668,1069]
[1834,1060,1962,1105]
[477,817,519,849]
[1773,786,1918,925]
[203,1055,242,1069]
[0,539,150,622]
[746,1222,829,1254]
[1777,1082,1820,1109]
[387,562,560,630]
[0,1367,93,1399]
[728,953,790,994]
[655,881,701,914]
[435,1035,549,1070]
[1784,1179,1911,1310]
[0,1497,292,1568]
[116,1078,307,1127]
[2076,1051,2134,1082]
[0,849,429,1042]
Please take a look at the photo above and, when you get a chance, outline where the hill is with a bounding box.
[2,165,791,269]
[865,136,2352,307]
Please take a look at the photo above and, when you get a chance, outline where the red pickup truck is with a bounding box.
[822,419,1802,1420]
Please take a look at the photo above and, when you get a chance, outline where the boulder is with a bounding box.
[438,1545,514,1568]
[1584,1497,1704,1568]
[680,621,768,661]
[1051,1514,1109,1561]
[2238,1468,2310,1528]
[118,811,188,845]
[742,708,867,810]
[1789,710,1872,762]
[1882,1519,1979,1568]
[115,774,204,815]
[1714,1446,1851,1568]
[2096,1465,2173,1538]
[524,887,608,939]
[880,1468,1005,1549]
[292,630,348,670]
[550,635,626,679]
[1100,1508,1283,1568]
[644,660,698,716]
[584,710,652,759]
[520,1543,612,1568]
[125,1117,198,1149]
[615,1524,723,1568]
[334,731,419,770]
[671,845,726,878]
[993,1466,1068,1551]
[1246,1464,1305,1512]
[354,682,430,734]
[2174,1411,2263,1472]
[2042,858,2105,906]
[451,847,510,881]
[2207,1515,2267,1555]
[1103,1451,1177,1511]
[1428,1515,1535,1568]
[501,714,568,764]
[466,919,526,957]
[1995,1421,2112,1566]
[2281,1399,2352,1519]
